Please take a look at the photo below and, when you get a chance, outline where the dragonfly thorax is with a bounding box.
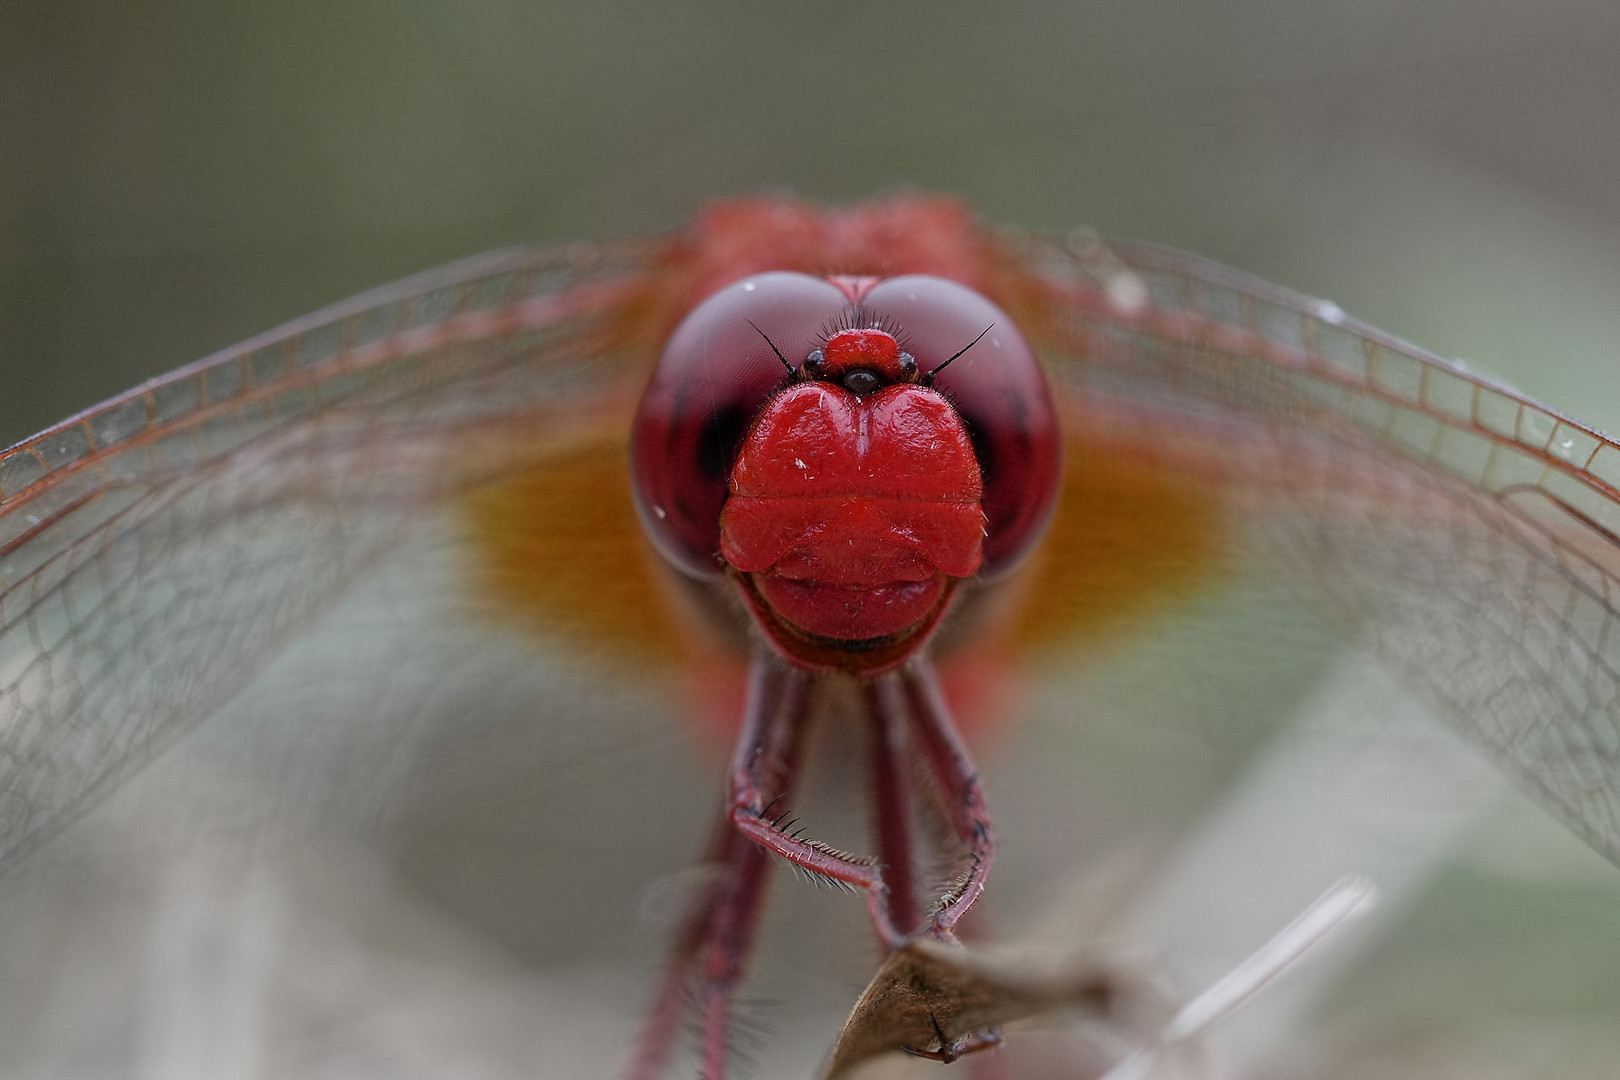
[629,269,1061,669]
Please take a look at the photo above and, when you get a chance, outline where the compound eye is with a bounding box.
[842,369,881,396]
[630,272,850,578]
[862,276,1062,576]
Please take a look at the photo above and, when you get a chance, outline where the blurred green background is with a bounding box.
[5,0,1620,449]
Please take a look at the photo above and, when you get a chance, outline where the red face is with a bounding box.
[631,272,1060,673]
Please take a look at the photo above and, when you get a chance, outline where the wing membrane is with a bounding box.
[1018,234,1620,866]
[0,240,658,875]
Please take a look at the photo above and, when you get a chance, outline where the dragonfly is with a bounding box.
[2,195,1619,1078]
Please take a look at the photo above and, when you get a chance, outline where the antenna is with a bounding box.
[745,318,795,374]
[925,324,994,383]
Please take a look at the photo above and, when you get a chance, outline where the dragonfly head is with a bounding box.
[631,271,1061,673]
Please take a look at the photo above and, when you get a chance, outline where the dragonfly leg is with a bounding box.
[861,664,1006,1066]
[865,676,919,937]
[623,812,737,1080]
[626,657,812,1080]
[626,817,780,1080]
[727,658,905,948]
[899,660,995,940]
[696,840,772,1080]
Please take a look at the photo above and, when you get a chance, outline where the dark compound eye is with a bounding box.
[842,369,881,396]
[696,402,750,481]
[860,276,1061,577]
[631,272,852,578]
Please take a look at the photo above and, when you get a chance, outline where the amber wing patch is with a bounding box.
[1009,416,1229,657]
[461,431,684,667]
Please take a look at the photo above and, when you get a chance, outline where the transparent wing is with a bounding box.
[0,239,660,876]
[1018,233,1620,868]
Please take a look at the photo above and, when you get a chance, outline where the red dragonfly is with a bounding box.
[1,196,1618,1077]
